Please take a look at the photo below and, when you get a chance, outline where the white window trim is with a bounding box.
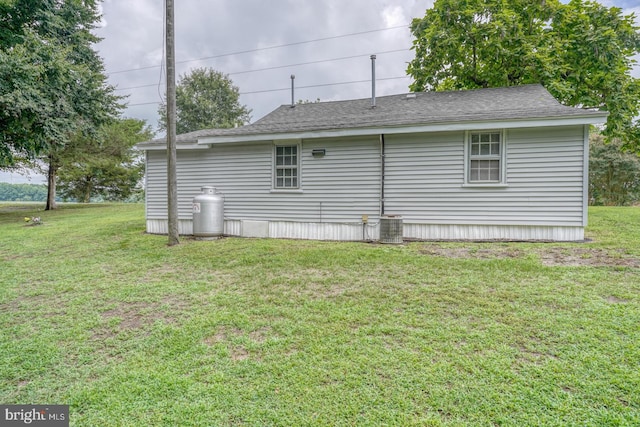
[463,129,507,187]
[272,139,302,190]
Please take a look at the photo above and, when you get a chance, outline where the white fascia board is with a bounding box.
[197,114,608,145]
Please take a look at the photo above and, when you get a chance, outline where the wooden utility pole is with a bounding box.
[166,0,179,246]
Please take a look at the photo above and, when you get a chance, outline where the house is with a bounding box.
[138,84,608,242]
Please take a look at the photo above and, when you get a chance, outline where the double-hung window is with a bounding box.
[274,144,299,189]
[467,131,504,184]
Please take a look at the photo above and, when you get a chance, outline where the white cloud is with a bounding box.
[382,5,407,27]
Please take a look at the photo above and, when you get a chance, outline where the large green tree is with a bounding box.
[158,67,251,134]
[0,0,122,209]
[57,118,153,203]
[407,0,640,151]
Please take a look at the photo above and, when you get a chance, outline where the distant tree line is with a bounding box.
[0,183,51,202]
[0,181,146,203]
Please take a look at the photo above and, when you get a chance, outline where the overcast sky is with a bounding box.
[96,0,430,130]
[2,0,639,184]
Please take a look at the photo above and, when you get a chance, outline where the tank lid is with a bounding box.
[201,186,216,194]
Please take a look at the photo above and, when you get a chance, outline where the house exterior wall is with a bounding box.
[145,125,588,241]
[146,135,382,237]
[384,125,586,227]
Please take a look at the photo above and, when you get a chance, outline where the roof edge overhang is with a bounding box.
[197,113,609,145]
[136,142,209,151]
[136,113,608,150]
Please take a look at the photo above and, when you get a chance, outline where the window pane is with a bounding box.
[490,165,500,181]
[470,159,500,182]
[469,132,502,183]
[470,160,479,180]
[275,146,299,188]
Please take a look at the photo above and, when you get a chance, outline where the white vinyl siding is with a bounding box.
[144,125,588,239]
[145,136,381,224]
[383,126,586,226]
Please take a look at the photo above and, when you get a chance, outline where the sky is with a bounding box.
[2,0,639,184]
[96,0,430,130]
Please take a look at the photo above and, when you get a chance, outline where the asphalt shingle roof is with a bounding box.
[142,84,607,146]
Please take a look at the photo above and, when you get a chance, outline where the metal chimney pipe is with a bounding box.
[370,55,376,108]
[290,74,295,108]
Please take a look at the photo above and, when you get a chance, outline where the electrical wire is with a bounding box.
[114,48,410,92]
[240,75,410,95]
[126,75,411,107]
[107,24,409,75]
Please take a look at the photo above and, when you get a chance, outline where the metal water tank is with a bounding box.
[193,186,224,238]
[379,214,403,244]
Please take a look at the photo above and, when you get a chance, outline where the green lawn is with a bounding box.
[1,203,639,426]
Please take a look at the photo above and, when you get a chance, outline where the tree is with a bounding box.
[57,118,153,203]
[407,0,640,151]
[589,133,640,206]
[158,67,251,134]
[0,0,122,209]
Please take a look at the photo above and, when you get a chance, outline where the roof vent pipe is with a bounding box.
[370,55,376,108]
[290,74,295,108]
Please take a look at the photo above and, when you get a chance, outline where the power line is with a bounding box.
[114,48,410,92]
[229,49,409,77]
[126,75,411,107]
[108,24,409,75]
[241,75,411,95]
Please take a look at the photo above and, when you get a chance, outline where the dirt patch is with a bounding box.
[93,297,190,340]
[203,326,243,346]
[605,296,629,304]
[420,244,640,268]
[231,347,249,361]
[204,325,273,345]
[267,268,352,299]
[420,245,524,260]
[538,248,640,267]
[204,325,274,362]
[249,327,271,343]
[203,330,229,346]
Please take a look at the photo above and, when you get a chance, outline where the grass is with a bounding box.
[1,203,639,426]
